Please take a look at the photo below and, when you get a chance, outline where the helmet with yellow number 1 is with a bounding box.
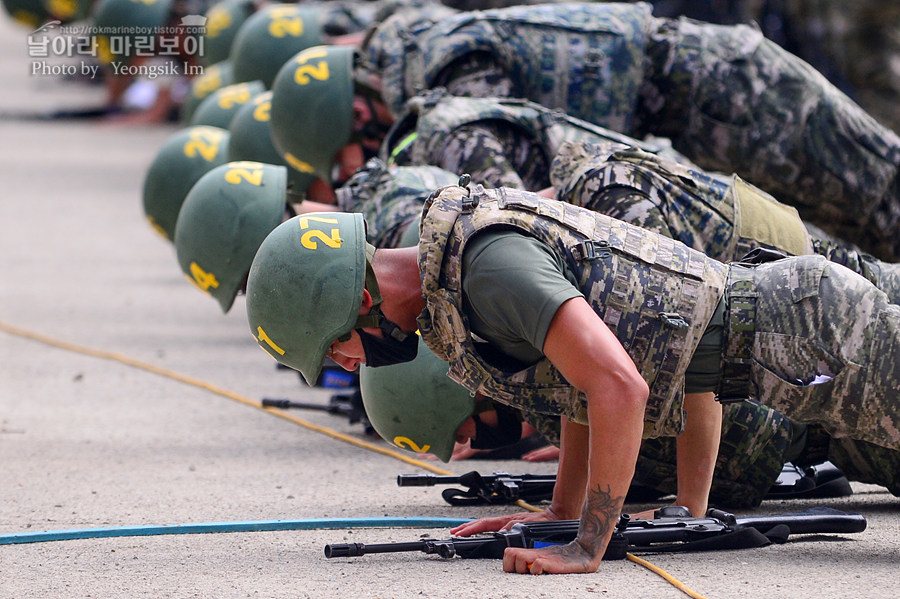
[174,161,287,313]
[359,335,474,462]
[246,212,373,385]
[142,125,231,242]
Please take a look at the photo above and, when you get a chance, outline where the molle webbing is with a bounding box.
[718,265,758,402]
[417,185,728,438]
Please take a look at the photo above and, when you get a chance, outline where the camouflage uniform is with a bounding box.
[641,0,900,135]
[531,399,794,508]
[368,2,900,261]
[551,140,900,302]
[334,159,458,249]
[550,139,900,499]
[382,92,684,191]
[418,185,730,439]
[415,186,900,470]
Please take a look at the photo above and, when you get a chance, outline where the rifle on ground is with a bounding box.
[262,391,375,436]
[398,461,852,506]
[398,471,556,505]
[324,506,866,561]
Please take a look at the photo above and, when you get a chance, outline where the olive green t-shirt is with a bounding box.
[461,230,582,365]
[460,229,723,392]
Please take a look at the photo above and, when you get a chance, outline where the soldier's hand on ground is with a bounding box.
[521,445,560,462]
[450,508,560,537]
[503,542,602,575]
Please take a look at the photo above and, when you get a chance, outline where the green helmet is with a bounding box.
[189,80,265,129]
[270,44,355,184]
[42,0,89,23]
[180,60,235,124]
[174,161,287,313]
[229,3,324,89]
[246,212,368,385]
[227,90,318,196]
[90,0,173,64]
[142,125,231,241]
[360,336,474,462]
[2,0,50,27]
[201,0,255,67]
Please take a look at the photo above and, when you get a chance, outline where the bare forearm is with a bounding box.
[577,386,645,560]
[547,418,589,519]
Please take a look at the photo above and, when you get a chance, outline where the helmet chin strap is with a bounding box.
[342,243,411,343]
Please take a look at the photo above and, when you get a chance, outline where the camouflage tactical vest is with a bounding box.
[381,92,657,172]
[386,2,653,130]
[554,143,814,262]
[416,184,729,438]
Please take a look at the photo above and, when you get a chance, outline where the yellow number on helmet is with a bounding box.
[183,127,225,162]
[284,153,315,174]
[188,262,220,292]
[256,326,286,356]
[269,16,304,38]
[393,436,431,454]
[224,161,264,185]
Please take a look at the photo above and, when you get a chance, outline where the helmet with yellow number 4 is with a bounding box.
[246,212,367,385]
[360,336,474,462]
[142,125,231,242]
[174,161,287,313]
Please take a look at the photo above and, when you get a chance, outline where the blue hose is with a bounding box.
[0,517,471,545]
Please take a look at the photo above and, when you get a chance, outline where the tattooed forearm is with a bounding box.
[576,483,625,554]
[521,485,625,572]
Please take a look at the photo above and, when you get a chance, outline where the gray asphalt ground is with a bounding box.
[1,12,899,599]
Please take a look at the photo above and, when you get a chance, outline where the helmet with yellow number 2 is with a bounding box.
[269,45,355,186]
[245,212,368,385]
[360,336,474,462]
[174,161,287,313]
[142,125,231,242]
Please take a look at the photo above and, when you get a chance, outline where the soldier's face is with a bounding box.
[455,417,476,445]
[327,331,365,371]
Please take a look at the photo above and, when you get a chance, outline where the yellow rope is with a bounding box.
[1,320,709,596]
[626,553,709,599]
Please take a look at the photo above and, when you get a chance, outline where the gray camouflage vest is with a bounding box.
[382,92,656,170]
[388,2,652,130]
[556,143,814,262]
[416,184,728,438]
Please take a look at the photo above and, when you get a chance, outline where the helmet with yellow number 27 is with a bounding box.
[245,212,368,385]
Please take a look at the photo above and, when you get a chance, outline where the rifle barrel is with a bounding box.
[324,540,430,558]
[397,474,463,487]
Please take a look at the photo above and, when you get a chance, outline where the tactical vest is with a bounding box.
[417,184,728,438]
[555,144,814,262]
[336,158,458,248]
[387,2,652,131]
[381,92,652,174]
